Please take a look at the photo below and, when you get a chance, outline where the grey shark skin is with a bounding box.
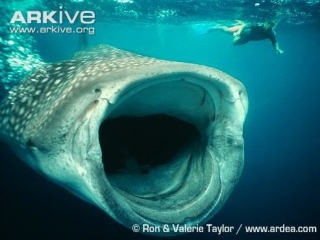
[0,45,248,235]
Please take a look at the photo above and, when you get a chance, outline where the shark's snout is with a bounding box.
[0,45,248,235]
[79,63,248,234]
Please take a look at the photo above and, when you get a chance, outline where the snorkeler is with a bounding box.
[207,20,284,54]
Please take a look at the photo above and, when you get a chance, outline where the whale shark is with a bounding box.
[0,45,248,235]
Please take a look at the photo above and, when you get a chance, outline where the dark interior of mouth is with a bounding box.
[99,114,200,175]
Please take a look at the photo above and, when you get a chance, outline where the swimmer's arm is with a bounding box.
[270,30,284,54]
[274,42,284,54]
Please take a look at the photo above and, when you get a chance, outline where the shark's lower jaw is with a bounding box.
[89,72,247,234]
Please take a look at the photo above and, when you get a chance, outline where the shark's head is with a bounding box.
[0,45,248,235]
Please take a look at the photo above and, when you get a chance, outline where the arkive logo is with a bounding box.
[10,6,95,24]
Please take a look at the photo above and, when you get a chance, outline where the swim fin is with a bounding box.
[191,24,214,35]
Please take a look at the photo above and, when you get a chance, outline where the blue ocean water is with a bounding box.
[1,1,320,240]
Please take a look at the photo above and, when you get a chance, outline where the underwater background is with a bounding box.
[1,0,320,239]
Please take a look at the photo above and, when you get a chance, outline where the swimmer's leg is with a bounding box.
[212,25,244,35]
[193,24,244,36]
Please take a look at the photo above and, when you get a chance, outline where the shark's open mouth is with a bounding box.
[97,77,223,226]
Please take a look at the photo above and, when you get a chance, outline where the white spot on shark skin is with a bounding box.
[2,117,9,125]
[14,124,20,132]
[27,98,33,107]
[53,101,60,109]
[20,96,28,103]
[9,116,15,125]
[54,79,62,85]
[32,100,38,107]
[81,77,88,82]
[26,113,32,120]
[74,82,80,88]
[60,93,68,100]
[18,108,25,116]
[42,78,49,83]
